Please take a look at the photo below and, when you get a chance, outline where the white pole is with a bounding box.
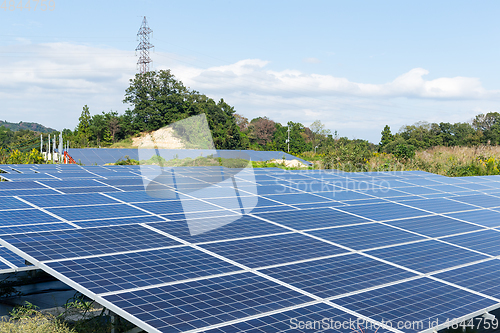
[40,134,43,153]
[48,134,51,161]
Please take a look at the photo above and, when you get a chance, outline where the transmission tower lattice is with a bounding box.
[136,16,154,74]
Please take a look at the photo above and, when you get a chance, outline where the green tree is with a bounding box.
[77,105,91,146]
[379,125,394,151]
[309,120,331,150]
[272,121,312,155]
[123,70,246,149]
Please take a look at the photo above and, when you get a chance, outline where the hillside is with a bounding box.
[0,120,56,133]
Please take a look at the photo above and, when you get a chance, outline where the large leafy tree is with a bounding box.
[123,70,246,149]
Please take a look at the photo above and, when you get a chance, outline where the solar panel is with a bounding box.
[366,240,488,273]
[260,254,416,298]
[307,223,425,250]
[334,278,497,333]
[385,215,484,237]
[201,233,348,268]
[102,272,313,332]
[1,224,181,262]
[3,165,500,333]
[45,246,242,294]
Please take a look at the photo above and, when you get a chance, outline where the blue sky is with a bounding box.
[2,0,500,143]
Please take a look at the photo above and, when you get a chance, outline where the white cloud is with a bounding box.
[303,57,321,64]
[1,41,499,143]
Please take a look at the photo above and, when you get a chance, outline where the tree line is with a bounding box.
[379,112,500,158]
[3,67,500,163]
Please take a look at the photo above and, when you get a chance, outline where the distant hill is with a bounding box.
[0,120,56,133]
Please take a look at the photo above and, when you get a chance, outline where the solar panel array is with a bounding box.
[0,163,500,332]
[64,148,311,166]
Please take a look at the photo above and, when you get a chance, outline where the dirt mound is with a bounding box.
[132,127,185,149]
[269,159,308,168]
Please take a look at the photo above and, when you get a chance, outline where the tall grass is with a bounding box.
[350,146,500,176]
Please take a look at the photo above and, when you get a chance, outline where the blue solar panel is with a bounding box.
[73,215,165,228]
[0,222,75,235]
[20,193,118,208]
[0,181,46,189]
[442,230,500,256]
[0,247,26,267]
[386,215,484,237]
[206,302,391,333]
[308,223,425,250]
[401,198,480,214]
[264,193,335,205]
[4,166,500,333]
[202,233,348,268]
[260,254,415,298]
[103,272,313,332]
[0,225,181,262]
[334,278,496,333]
[444,209,500,228]
[57,186,121,194]
[40,179,105,188]
[0,209,61,226]
[0,197,32,210]
[98,178,145,186]
[0,188,60,197]
[367,240,488,273]
[254,208,371,230]
[336,202,428,221]
[450,193,500,208]
[434,260,500,298]
[205,196,289,212]
[147,215,288,243]
[47,204,151,221]
[46,246,241,294]
[458,183,497,191]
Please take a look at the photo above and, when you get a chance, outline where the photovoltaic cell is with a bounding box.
[102,272,313,332]
[449,194,500,208]
[45,246,241,294]
[254,208,371,230]
[334,278,496,333]
[367,240,488,273]
[206,302,391,333]
[201,233,348,268]
[0,209,61,226]
[433,260,500,298]
[386,215,484,237]
[20,193,118,208]
[73,215,165,228]
[0,197,32,210]
[442,230,500,256]
[336,202,428,221]
[264,193,335,205]
[444,210,500,228]
[0,247,26,267]
[46,204,151,221]
[307,223,424,250]
[147,215,289,243]
[260,254,416,298]
[0,225,181,262]
[401,198,480,214]
[0,222,75,235]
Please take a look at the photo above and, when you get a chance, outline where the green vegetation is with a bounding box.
[0,148,45,164]
[0,120,55,133]
[4,65,500,176]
